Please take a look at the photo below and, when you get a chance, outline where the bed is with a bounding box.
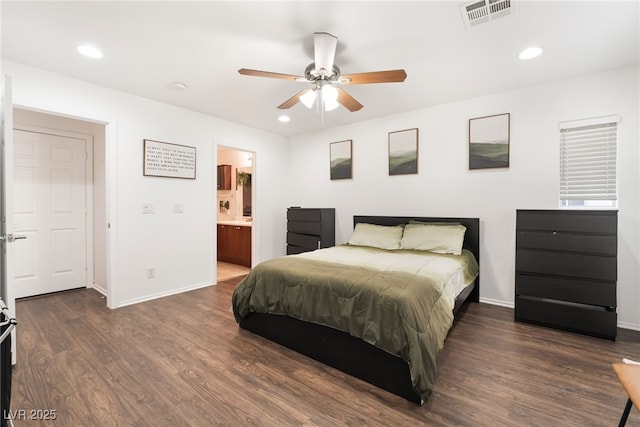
[232,216,480,404]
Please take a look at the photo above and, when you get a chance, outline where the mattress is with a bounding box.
[297,244,478,309]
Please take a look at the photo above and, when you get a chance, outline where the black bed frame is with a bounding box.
[239,216,480,404]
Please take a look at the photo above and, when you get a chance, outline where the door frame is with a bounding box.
[8,105,116,308]
[12,123,95,294]
[214,143,257,283]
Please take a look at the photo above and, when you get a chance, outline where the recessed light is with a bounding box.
[171,82,188,91]
[518,46,543,60]
[278,115,290,123]
[77,44,103,59]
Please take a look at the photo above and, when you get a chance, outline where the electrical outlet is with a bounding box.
[146,267,155,279]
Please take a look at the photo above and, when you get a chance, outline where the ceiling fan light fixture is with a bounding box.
[322,85,339,111]
[300,90,317,109]
[324,98,340,111]
[238,32,406,115]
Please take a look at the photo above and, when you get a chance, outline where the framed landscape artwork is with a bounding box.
[388,128,418,175]
[330,140,352,180]
[469,113,510,169]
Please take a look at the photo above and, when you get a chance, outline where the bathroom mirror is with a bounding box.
[238,167,252,217]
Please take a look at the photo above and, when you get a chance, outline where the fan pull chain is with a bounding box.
[318,87,322,117]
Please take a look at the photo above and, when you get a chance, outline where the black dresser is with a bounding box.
[515,209,617,340]
[286,208,335,255]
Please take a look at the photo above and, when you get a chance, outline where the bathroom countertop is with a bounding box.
[217,220,252,227]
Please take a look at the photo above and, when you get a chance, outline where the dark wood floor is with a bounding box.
[10,277,640,427]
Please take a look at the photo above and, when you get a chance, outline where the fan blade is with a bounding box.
[336,88,363,112]
[277,89,312,109]
[340,69,407,85]
[314,32,338,77]
[238,68,305,81]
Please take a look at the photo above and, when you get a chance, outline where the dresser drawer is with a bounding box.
[516,231,616,256]
[287,209,321,222]
[515,296,617,340]
[287,232,320,251]
[516,250,616,281]
[288,220,322,235]
[516,274,616,307]
[517,210,617,234]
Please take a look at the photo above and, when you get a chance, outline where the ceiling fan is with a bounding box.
[238,32,407,112]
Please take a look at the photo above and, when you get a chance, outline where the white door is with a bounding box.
[13,129,87,298]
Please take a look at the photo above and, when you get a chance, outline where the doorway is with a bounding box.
[12,108,108,300]
[216,146,253,281]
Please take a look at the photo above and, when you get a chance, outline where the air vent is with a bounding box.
[460,0,514,29]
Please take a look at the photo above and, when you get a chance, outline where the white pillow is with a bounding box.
[400,223,466,255]
[348,223,404,250]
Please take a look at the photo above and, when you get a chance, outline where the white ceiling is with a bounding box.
[2,1,638,137]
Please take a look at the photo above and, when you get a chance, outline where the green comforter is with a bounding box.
[232,247,478,402]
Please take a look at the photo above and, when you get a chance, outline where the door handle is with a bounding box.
[7,233,27,242]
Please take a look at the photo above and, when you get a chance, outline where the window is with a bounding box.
[559,115,619,208]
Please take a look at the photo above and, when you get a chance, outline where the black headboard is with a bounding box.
[353,215,480,303]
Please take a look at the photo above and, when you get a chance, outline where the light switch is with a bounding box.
[142,203,154,214]
[173,203,184,213]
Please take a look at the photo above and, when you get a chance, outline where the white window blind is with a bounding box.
[559,116,618,207]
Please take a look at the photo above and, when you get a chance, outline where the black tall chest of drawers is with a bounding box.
[287,208,335,255]
[515,209,617,340]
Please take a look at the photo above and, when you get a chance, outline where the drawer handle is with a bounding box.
[552,231,557,235]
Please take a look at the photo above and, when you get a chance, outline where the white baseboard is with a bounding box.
[92,282,107,296]
[115,281,214,308]
[479,297,514,309]
[617,321,640,332]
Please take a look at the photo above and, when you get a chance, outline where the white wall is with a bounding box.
[288,65,640,330]
[4,60,289,308]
